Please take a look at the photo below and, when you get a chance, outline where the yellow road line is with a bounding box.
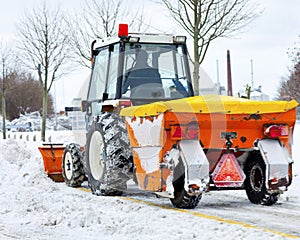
[78,187,91,193]
[77,187,299,239]
[120,197,299,239]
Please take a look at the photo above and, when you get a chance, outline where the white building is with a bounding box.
[237,85,270,101]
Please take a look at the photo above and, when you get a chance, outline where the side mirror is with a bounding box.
[65,107,81,112]
[81,100,88,112]
[91,40,97,66]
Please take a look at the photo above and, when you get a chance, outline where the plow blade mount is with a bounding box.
[38,143,65,182]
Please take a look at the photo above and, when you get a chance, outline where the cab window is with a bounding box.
[87,48,109,101]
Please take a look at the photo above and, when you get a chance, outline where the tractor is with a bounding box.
[43,24,297,209]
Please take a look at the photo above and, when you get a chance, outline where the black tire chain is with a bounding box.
[91,112,132,195]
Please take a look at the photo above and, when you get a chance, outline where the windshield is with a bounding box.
[121,43,193,101]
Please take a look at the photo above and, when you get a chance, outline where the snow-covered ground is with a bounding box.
[0,125,299,240]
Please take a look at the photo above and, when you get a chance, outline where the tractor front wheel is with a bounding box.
[62,143,85,187]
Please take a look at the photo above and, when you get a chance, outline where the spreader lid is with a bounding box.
[120,95,298,117]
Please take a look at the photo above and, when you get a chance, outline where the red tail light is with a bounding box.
[119,100,132,109]
[171,124,199,140]
[186,125,199,139]
[264,125,288,138]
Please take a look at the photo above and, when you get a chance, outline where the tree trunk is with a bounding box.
[193,60,200,96]
[41,90,48,142]
[193,1,200,96]
[193,33,200,96]
[1,95,6,139]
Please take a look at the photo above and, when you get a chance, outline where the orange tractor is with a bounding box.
[39,24,298,209]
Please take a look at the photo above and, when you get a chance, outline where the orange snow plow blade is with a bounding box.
[38,143,65,182]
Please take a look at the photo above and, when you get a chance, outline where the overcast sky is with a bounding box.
[203,0,300,98]
[1,0,300,110]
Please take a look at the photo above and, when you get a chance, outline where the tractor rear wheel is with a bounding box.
[85,112,132,196]
[62,143,85,187]
[170,159,202,209]
[244,152,279,206]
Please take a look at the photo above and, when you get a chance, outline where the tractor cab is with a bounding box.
[84,24,193,118]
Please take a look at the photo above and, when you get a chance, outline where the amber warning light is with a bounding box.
[118,24,128,38]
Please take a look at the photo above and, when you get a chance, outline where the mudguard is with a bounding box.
[162,140,209,198]
[178,140,210,194]
[257,139,292,192]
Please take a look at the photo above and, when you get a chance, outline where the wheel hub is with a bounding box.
[64,151,73,180]
[89,131,105,180]
[250,165,264,192]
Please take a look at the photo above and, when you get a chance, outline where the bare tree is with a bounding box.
[278,62,300,102]
[287,37,300,65]
[161,0,261,95]
[4,72,54,120]
[278,38,300,101]
[0,42,17,139]
[69,0,147,68]
[17,2,71,141]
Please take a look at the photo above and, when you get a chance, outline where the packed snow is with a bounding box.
[0,124,300,239]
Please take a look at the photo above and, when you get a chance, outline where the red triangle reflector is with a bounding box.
[212,153,246,187]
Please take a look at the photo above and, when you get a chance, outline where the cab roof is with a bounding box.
[93,33,186,49]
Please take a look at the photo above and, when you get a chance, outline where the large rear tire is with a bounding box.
[244,152,279,206]
[62,143,85,187]
[85,113,132,196]
[170,159,202,209]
